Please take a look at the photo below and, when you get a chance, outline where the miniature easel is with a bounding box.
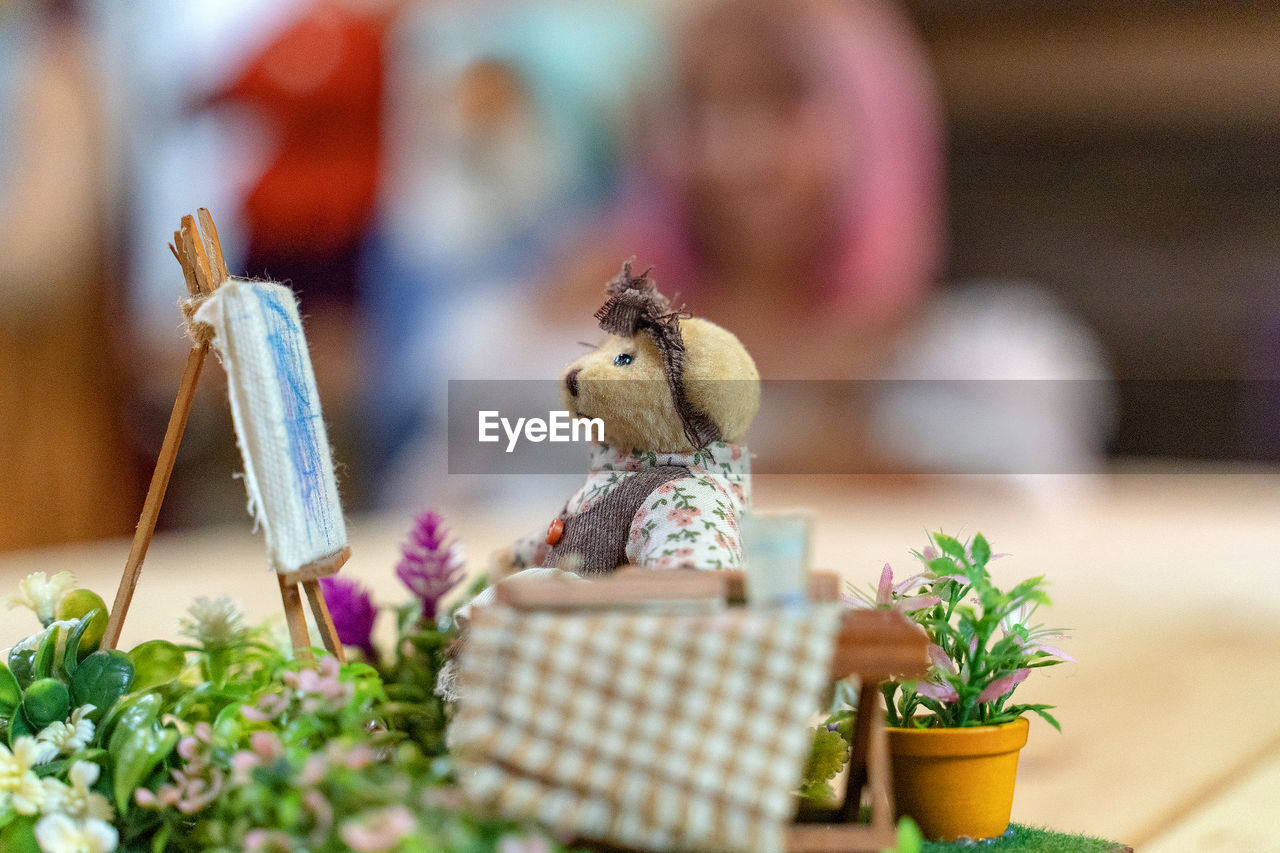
[101,209,344,663]
[495,569,929,853]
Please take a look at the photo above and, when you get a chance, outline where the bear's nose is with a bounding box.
[565,368,581,398]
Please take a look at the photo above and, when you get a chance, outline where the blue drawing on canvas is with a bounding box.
[254,286,339,553]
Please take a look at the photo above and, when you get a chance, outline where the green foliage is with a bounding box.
[8,702,36,743]
[108,692,175,814]
[888,817,925,853]
[919,824,1125,852]
[72,650,136,723]
[1,562,595,852]
[376,602,455,758]
[799,726,849,803]
[61,607,103,677]
[126,641,186,694]
[22,679,70,728]
[57,591,109,656]
[8,646,35,690]
[879,532,1070,729]
[0,815,42,853]
[32,626,59,681]
[0,664,22,720]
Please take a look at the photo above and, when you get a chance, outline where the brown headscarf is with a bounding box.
[593,262,723,449]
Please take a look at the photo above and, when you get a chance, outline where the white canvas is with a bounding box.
[195,278,347,573]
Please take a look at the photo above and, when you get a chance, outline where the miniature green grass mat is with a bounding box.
[916,824,1127,852]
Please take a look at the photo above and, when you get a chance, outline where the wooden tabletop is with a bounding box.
[3,469,1277,852]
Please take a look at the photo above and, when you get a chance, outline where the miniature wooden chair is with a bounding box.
[491,569,928,852]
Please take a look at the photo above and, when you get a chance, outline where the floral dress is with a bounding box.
[509,441,750,571]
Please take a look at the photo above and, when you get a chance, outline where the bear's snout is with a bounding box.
[565,367,582,398]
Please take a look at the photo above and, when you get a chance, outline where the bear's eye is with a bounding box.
[613,353,633,366]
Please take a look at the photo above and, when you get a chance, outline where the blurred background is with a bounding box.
[2,0,1280,549]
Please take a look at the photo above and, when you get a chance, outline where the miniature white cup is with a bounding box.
[740,511,813,608]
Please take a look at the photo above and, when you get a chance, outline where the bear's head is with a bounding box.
[561,263,760,453]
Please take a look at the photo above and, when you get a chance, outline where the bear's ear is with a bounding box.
[594,260,670,338]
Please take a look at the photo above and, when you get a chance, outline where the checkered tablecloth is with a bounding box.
[450,604,841,852]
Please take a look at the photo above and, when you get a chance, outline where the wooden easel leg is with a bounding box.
[102,342,209,650]
[302,578,345,663]
[278,574,313,662]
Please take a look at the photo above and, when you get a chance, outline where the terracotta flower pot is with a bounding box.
[887,716,1029,841]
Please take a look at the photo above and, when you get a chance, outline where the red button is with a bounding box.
[545,518,564,546]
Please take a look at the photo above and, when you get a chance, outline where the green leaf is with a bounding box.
[7,648,35,690]
[127,640,186,692]
[32,627,59,680]
[1007,576,1050,607]
[803,726,850,788]
[7,706,35,746]
[1027,706,1062,732]
[0,664,20,719]
[110,720,179,814]
[100,692,160,750]
[71,649,135,722]
[925,557,960,578]
[798,779,836,805]
[384,683,429,703]
[212,698,250,741]
[61,608,102,679]
[823,709,857,741]
[931,533,966,560]
[0,814,41,853]
[34,758,69,778]
[405,632,449,654]
[969,533,991,566]
[22,678,70,728]
[55,592,108,657]
[150,822,173,853]
[890,816,925,853]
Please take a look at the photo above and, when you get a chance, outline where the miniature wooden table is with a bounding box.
[493,569,929,851]
[2,468,1277,851]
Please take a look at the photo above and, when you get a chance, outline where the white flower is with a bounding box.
[179,596,244,645]
[6,571,76,624]
[43,762,113,823]
[37,706,97,757]
[34,813,118,853]
[41,776,70,812]
[0,737,54,815]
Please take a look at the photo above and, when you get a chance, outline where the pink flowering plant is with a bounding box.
[864,531,1074,730]
[319,510,481,758]
[802,531,1072,803]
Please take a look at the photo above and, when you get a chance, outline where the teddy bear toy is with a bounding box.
[500,262,760,578]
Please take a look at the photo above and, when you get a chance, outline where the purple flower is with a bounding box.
[851,564,941,613]
[1001,604,1076,663]
[396,511,465,622]
[915,679,960,703]
[319,576,378,660]
[977,668,1031,704]
[927,643,957,675]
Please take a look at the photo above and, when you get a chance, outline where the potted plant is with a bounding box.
[806,531,1073,842]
